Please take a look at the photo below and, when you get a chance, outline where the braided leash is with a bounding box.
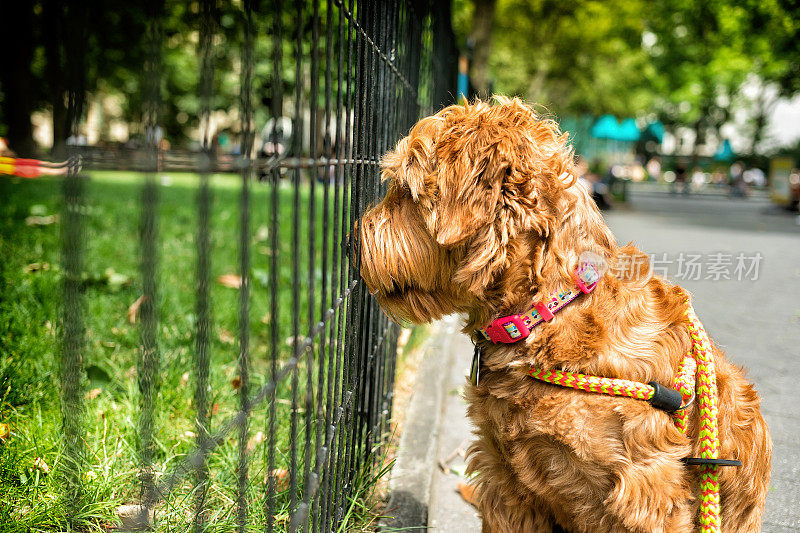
[684,304,720,533]
[529,304,726,533]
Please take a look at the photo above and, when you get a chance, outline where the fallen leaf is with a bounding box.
[260,313,271,325]
[0,422,10,442]
[180,372,190,387]
[23,262,50,274]
[270,468,290,491]
[273,512,290,525]
[211,403,220,415]
[219,329,236,344]
[184,430,197,438]
[33,457,50,475]
[127,295,147,324]
[457,482,479,508]
[217,274,242,289]
[85,388,102,400]
[231,376,242,390]
[246,431,265,452]
[117,505,155,530]
[25,214,59,226]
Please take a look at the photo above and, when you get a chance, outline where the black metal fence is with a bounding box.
[46,0,456,531]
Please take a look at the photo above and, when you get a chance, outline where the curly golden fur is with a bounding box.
[359,97,771,533]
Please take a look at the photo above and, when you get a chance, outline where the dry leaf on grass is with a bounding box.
[211,403,220,415]
[217,274,242,289]
[246,431,265,452]
[180,372,190,387]
[25,214,59,226]
[23,262,50,274]
[219,329,236,344]
[127,295,147,324]
[457,482,479,508]
[33,457,50,475]
[85,388,102,401]
[270,468,290,491]
[0,422,9,442]
[231,376,242,390]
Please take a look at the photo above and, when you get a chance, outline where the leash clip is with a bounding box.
[674,389,695,411]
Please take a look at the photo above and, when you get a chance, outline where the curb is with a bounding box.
[379,315,460,531]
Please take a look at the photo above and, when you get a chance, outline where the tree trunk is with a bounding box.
[469,0,497,98]
[43,0,68,158]
[749,85,777,155]
[0,1,37,156]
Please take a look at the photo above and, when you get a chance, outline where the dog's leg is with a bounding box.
[469,437,558,533]
[477,479,556,533]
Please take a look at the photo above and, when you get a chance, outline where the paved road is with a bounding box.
[428,188,800,532]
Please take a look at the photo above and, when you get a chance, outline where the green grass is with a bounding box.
[0,170,383,531]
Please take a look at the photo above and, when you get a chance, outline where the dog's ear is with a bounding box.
[432,100,574,294]
[433,135,507,246]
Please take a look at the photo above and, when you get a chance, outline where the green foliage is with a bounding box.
[453,0,800,153]
[454,0,656,116]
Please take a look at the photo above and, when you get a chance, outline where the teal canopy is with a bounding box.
[644,121,664,143]
[617,118,641,142]
[589,115,620,140]
[714,139,735,161]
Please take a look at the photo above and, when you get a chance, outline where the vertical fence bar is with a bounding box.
[60,164,86,524]
[137,0,163,511]
[265,1,283,530]
[236,0,256,529]
[313,0,335,527]
[300,0,321,529]
[336,0,359,520]
[60,1,89,523]
[328,0,351,524]
[289,0,304,519]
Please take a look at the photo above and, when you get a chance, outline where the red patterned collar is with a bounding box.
[478,260,601,344]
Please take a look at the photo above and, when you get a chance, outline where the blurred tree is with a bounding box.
[468,0,498,97]
[738,0,800,153]
[453,0,800,157]
[0,1,37,155]
[645,1,757,159]
[454,0,655,116]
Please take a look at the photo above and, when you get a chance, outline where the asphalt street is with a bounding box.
[426,186,800,532]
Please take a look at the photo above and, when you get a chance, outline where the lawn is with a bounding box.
[0,170,382,531]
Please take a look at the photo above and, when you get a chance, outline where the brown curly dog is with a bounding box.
[359,97,771,532]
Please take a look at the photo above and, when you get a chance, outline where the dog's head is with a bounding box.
[360,97,615,327]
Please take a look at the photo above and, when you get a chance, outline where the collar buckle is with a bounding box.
[485,314,531,344]
[574,261,600,294]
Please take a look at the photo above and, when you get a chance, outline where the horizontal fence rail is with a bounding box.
[0,0,458,531]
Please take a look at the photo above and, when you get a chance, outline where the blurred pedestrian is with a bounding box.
[729,162,747,198]
[645,156,661,182]
[671,161,689,195]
